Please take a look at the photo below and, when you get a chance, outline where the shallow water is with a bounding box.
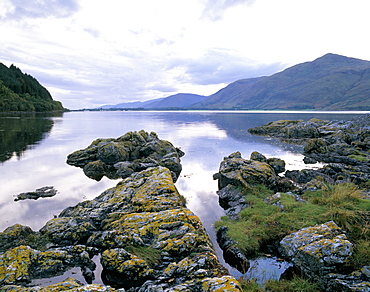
[0,110,366,283]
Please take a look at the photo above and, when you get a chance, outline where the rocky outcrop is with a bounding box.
[216,226,250,273]
[248,115,370,187]
[213,151,290,220]
[212,151,292,272]
[213,151,279,191]
[13,186,57,201]
[279,221,370,291]
[66,130,184,182]
[1,166,241,291]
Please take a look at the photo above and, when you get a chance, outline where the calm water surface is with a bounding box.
[0,110,366,281]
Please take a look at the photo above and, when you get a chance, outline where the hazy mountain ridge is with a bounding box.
[99,53,370,111]
[99,93,207,109]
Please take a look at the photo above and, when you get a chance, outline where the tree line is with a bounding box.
[0,63,65,112]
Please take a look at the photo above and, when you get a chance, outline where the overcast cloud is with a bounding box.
[1,0,370,109]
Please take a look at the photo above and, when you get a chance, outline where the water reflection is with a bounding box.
[0,110,366,284]
[0,113,60,162]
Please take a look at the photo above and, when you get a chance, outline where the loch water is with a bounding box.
[0,110,366,283]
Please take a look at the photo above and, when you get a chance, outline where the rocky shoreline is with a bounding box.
[214,114,370,291]
[2,117,370,291]
[0,131,241,291]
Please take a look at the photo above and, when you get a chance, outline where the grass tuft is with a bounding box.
[216,183,370,269]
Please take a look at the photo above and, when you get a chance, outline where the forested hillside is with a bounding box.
[0,63,64,112]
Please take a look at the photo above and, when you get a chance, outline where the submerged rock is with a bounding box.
[66,130,184,182]
[14,186,57,201]
[1,166,241,291]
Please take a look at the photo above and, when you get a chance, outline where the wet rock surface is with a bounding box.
[1,166,241,291]
[14,186,58,201]
[66,130,184,182]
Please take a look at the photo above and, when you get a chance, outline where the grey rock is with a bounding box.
[67,130,184,182]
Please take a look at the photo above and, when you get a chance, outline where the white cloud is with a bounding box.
[201,0,256,21]
[1,0,370,109]
[0,0,80,20]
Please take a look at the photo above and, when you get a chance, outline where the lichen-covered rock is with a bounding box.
[250,151,286,174]
[66,130,184,182]
[248,115,370,187]
[1,277,120,291]
[0,224,35,252]
[279,221,353,282]
[40,217,97,245]
[0,245,97,286]
[101,248,154,288]
[1,166,241,291]
[327,266,370,292]
[213,151,278,190]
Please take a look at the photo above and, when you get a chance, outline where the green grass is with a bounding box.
[263,276,322,292]
[125,245,162,265]
[347,154,368,162]
[238,276,322,292]
[215,183,370,268]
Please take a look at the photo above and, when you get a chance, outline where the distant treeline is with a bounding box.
[0,63,64,112]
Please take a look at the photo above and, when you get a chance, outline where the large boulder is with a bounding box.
[1,166,241,291]
[213,151,278,190]
[66,130,184,182]
[279,221,355,288]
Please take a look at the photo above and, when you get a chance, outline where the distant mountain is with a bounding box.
[192,53,370,110]
[99,98,165,109]
[148,93,207,109]
[99,93,207,110]
[0,63,64,112]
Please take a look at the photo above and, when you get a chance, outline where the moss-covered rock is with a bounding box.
[1,166,241,291]
[0,245,97,286]
[213,151,278,190]
[0,225,35,252]
[279,221,353,283]
[66,130,184,182]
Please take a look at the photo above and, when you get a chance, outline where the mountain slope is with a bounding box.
[99,98,165,109]
[148,93,207,108]
[193,53,370,110]
[99,93,206,109]
[0,63,64,112]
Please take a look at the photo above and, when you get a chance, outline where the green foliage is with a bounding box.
[216,183,370,267]
[238,275,322,292]
[348,154,368,162]
[125,245,162,265]
[348,240,370,268]
[263,276,322,292]
[0,63,64,112]
[240,278,265,292]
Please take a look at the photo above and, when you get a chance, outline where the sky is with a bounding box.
[1,0,370,109]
